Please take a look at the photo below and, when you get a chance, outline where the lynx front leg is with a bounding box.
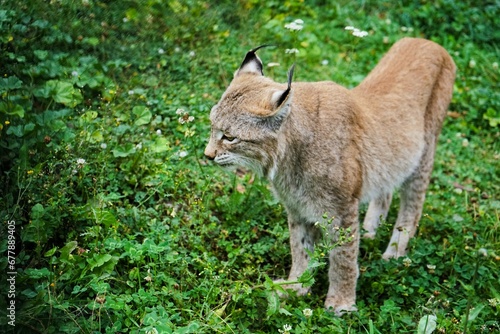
[362,192,392,239]
[325,201,360,316]
[278,219,320,296]
[383,145,435,259]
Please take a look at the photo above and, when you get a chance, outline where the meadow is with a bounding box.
[0,0,499,333]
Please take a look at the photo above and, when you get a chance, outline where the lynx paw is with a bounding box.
[273,279,310,297]
[324,298,358,316]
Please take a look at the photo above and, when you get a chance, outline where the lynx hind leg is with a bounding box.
[277,219,321,296]
[362,192,392,239]
[383,145,436,260]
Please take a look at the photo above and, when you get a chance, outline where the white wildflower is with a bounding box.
[303,308,313,317]
[285,19,304,31]
[267,62,280,67]
[77,158,86,165]
[174,47,181,53]
[176,108,185,115]
[71,71,79,77]
[352,29,369,38]
[278,324,292,334]
[478,248,488,257]
[100,143,107,149]
[285,48,299,54]
[345,26,355,30]
[122,17,129,23]
[128,90,135,95]
[179,151,188,158]
[469,60,476,68]
[427,264,436,273]
[488,298,500,307]
[136,142,142,150]
[158,48,165,54]
[321,59,329,66]
[156,129,162,135]
[188,51,195,57]
[403,257,412,267]
[493,62,498,70]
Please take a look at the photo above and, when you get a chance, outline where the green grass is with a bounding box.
[0,0,499,333]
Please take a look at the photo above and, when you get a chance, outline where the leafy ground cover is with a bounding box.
[0,0,499,333]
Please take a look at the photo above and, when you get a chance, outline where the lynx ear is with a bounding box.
[264,64,295,129]
[236,44,274,77]
[270,64,295,109]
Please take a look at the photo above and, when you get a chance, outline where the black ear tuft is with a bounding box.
[237,44,275,76]
[275,64,295,107]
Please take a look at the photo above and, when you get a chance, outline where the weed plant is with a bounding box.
[0,0,499,333]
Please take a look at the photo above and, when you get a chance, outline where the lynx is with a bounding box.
[204,38,456,315]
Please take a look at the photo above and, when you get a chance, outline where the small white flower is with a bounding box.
[123,17,129,23]
[77,158,86,165]
[462,138,469,147]
[385,19,392,25]
[478,248,488,257]
[284,324,292,331]
[179,151,188,158]
[176,108,185,115]
[267,62,280,67]
[285,48,299,54]
[71,71,79,77]
[188,116,194,122]
[345,26,355,30]
[100,143,107,149]
[488,298,500,307]
[128,90,135,95]
[493,62,498,70]
[469,60,476,68]
[285,19,304,31]
[303,308,313,317]
[352,29,369,38]
[158,48,165,54]
[403,257,412,267]
[156,129,162,135]
[136,142,142,150]
[174,47,181,53]
[427,264,436,273]
[188,51,195,57]
[321,59,329,66]
[401,26,408,32]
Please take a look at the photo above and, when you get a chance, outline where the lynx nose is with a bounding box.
[204,146,216,160]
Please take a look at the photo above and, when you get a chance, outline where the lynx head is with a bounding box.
[204,45,295,176]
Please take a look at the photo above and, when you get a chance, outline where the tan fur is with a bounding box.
[205,38,456,315]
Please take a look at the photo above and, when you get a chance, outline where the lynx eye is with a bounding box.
[222,134,238,143]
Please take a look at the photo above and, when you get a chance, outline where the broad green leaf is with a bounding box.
[0,76,22,92]
[60,241,78,261]
[0,102,25,118]
[417,315,437,334]
[133,106,152,126]
[112,143,136,157]
[150,137,169,153]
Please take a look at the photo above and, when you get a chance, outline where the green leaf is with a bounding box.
[44,247,58,257]
[112,143,136,157]
[417,315,437,334]
[0,102,27,120]
[40,80,83,107]
[265,290,280,318]
[0,76,22,92]
[133,106,152,126]
[60,241,78,261]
